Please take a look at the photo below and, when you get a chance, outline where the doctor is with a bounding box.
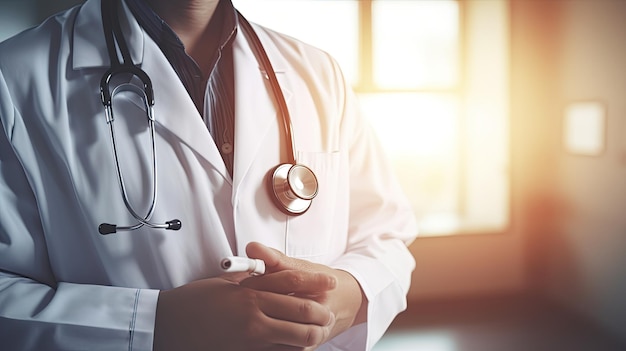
[0,0,417,350]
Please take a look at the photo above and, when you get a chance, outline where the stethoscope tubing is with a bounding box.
[106,85,158,229]
[101,84,177,233]
[237,12,297,165]
[237,12,319,216]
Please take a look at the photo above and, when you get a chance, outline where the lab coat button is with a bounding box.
[222,142,233,154]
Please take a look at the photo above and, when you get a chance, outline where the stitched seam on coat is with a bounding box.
[129,289,140,351]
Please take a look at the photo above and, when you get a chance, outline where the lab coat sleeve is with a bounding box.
[328,61,418,350]
[0,69,159,351]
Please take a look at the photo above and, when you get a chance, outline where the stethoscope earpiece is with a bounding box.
[270,164,318,215]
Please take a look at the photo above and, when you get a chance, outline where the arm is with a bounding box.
[0,67,162,350]
[0,71,159,350]
[242,56,418,350]
[331,78,418,349]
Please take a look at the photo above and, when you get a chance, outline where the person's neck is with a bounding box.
[144,0,220,74]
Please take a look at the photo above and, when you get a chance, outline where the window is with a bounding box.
[233,0,510,236]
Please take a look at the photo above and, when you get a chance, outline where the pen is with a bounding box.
[220,257,266,275]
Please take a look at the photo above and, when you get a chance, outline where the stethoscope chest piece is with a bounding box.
[270,164,318,215]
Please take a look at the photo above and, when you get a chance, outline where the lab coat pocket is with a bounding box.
[286,151,345,260]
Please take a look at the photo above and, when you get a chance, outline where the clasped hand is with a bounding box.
[154,242,364,351]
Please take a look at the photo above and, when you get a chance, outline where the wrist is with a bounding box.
[153,290,174,351]
[333,269,367,329]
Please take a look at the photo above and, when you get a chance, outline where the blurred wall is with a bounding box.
[529,0,626,343]
[0,0,83,41]
[413,0,626,344]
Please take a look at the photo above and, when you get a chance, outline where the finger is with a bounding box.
[246,242,283,270]
[241,270,336,295]
[220,271,253,283]
[246,242,309,272]
[257,291,334,326]
[260,311,335,348]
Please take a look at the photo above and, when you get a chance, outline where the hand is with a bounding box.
[241,242,367,344]
[153,275,336,351]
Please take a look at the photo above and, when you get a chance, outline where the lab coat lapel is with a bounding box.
[141,41,230,180]
[232,25,293,193]
[72,0,230,181]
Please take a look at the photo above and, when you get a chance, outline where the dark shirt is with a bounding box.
[124,0,238,175]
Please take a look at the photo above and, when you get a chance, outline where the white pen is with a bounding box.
[220,257,266,275]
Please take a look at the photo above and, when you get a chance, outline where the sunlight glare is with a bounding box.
[373,0,459,89]
[359,93,458,157]
[232,0,358,84]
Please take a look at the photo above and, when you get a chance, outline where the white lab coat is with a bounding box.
[0,0,417,350]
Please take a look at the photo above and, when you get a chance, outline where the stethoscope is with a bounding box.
[98,0,318,235]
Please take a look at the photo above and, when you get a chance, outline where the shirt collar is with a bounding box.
[124,0,238,68]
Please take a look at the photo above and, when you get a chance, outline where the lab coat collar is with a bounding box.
[73,0,144,70]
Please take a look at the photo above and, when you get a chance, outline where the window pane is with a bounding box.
[232,0,359,84]
[358,90,509,235]
[462,0,510,233]
[372,0,460,89]
[358,93,462,234]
